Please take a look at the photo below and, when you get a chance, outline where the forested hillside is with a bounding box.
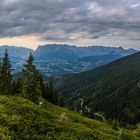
[54,52,140,125]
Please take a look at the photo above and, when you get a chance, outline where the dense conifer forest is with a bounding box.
[54,52,140,126]
[0,49,59,105]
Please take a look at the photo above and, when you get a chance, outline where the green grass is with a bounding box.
[0,96,140,140]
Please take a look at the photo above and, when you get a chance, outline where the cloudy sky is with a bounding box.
[0,0,139,50]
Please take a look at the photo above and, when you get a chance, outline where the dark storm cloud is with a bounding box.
[0,0,139,41]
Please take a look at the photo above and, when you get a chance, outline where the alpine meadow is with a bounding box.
[0,0,140,140]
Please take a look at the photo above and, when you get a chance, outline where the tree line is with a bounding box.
[0,48,64,105]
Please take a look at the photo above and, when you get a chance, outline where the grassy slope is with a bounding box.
[0,96,140,140]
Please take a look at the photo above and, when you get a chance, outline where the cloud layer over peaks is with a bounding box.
[0,0,140,44]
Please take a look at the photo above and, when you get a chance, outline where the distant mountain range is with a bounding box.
[34,44,138,78]
[0,44,138,76]
[0,46,33,72]
[35,44,137,59]
[54,52,140,125]
[0,45,33,59]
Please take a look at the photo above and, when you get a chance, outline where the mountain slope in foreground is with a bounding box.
[0,96,140,140]
[54,52,140,125]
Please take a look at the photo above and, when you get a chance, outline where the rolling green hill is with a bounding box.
[54,52,140,125]
[0,96,140,140]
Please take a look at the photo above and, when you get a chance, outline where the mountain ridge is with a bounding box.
[35,44,137,58]
[0,45,33,59]
[33,44,138,78]
[0,44,138,77]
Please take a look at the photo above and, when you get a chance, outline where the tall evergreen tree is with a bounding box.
[21,53,43,103]
[0,48,12,94]
[59,97,64,107]
[42,80,58,105]
[11,78,22,95]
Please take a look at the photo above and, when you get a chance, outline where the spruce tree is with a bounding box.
[39,72,45,96]
[21,52,43,103]
[0,48,12,94]
[11,78,22,95]
[42,81,58,105]
[59,97,64,107]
